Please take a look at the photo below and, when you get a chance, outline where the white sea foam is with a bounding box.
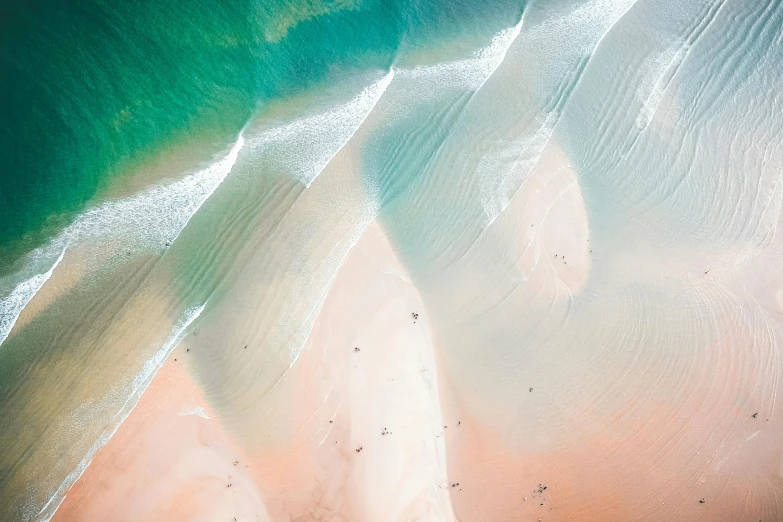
[0,249,65,347]
[248,71,394,187]
[58,134,244,254]
[222,74,400,367]
[245,31,529,364]
[36,304,206,522]
[268,21,528,367]
[529,0,639,54]
[0,134,244,349]
[478,0,639,225]
[399,17,523,94]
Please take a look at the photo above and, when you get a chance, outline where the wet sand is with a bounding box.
[243,222,453,522]
[52,342,269,522]
[9,3,783,518]
[50,134,783,522]
[28,111,783,522]
[51,222,454,522]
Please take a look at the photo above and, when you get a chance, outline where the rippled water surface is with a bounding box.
[2,0,783,521]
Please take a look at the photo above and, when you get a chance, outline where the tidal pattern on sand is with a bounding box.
[2,0,783,521]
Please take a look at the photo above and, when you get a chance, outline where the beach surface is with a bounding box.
[51,343,269,522]
[4,1,783,520]
[51,222,454,522]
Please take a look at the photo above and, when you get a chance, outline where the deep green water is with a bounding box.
[4,0,783,520]
[0,3,524,517]
[0,0,521,267]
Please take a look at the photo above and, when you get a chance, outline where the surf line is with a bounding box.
[0,249,66,347]
[312,68,395,188]
[248,68,395,188]
[0,132,245,350]
[474,13,524,93]
[36,303,207,522]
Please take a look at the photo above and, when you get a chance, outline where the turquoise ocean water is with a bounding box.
[0,0,520,266]
[0,1,523,519]
[3,0,783,520]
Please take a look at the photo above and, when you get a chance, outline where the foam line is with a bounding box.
[60,133,245,252]
[0,133,244,349]
[0,249,65,348]
[479,0,639,225]
[249,70,394,187]
[399,16,523,94]
[473,16,524,92]
[36,303,206,522]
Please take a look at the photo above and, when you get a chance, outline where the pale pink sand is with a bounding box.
[237,222,454,522]
[442,384,783,521]
[50,222,453,522]
[47,133,783,522]
[507,140,591,294]
[431,141,783,521]
[52,350,270,522]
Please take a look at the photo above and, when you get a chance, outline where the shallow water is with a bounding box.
[2,0,783,520]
